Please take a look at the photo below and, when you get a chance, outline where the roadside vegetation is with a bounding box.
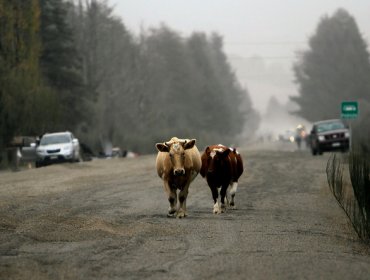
[326,137,370,242]
[326,113,370,242]
[348,114,370,241]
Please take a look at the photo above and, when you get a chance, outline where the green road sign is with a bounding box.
[341,101,358,119]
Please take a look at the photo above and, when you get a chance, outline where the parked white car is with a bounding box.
[36,132,80,167]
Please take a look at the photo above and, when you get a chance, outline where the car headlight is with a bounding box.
[318,135,325,141]
[345,132,350,138]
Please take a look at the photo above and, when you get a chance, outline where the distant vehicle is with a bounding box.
[36,132,80,167]
[20,136,38,163]
[279,130,295,143]
[309,119,350,156]
[5,136,38,170]
[111,147,123,158]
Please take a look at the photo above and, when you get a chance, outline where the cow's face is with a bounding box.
[156,139,196,176]
[206,147,230,175]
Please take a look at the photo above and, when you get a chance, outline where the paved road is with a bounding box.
[0,144,369,279]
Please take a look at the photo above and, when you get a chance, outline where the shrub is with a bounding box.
[327,104,370,242]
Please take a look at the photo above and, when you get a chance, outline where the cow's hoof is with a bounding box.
[176,211,186,219]
[229,202,237,210]
[213,208,221,214]
[167,209,176,218]
[213,202,221,214]
[220,204,226,213]
[229,203,237,210]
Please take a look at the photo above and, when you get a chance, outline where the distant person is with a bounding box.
[295,124,307,150]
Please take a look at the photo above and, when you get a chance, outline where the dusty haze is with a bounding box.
[113,0,370,114]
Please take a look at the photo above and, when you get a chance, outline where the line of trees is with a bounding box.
[0,0,58,150]
[0,0,258,156]
[291,8,370,122]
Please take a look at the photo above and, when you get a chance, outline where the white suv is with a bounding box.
[36,132,80,167]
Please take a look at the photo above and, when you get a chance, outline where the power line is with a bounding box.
[228,56,299,60]
[224,41,307,46]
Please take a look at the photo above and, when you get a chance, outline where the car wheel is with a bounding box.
[311,148,317,156]
[35,161,43,168]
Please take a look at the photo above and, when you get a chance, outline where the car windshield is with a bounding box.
[316,121,346,133]
[40,134,71,145]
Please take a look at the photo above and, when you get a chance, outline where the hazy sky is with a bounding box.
[112,0,370,112]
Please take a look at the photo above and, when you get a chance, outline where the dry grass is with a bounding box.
[326,148,370,242]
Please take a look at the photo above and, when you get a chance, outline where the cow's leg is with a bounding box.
[164,181,177,217]
[229,181,238,209]
[210,186,221,214]
[226,187,231,207]
[220,184,228,213]
[167,189,177,217]
[177,187,189,219]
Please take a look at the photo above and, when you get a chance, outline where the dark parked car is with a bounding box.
[309,119,350,155]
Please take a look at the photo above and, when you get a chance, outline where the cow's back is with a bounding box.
[228,150,243,181]
[180,138,201,176]
[186,145,201,181]
[156,152,168,179]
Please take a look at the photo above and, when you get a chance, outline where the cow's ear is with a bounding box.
[205,146,211,154]
[156,143,170,152]
[183,139,196,150]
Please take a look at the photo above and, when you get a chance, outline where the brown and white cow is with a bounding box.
[155,137,201,218]
[200,144,244,214]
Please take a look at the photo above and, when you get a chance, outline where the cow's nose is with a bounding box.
[174,169,185,176]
